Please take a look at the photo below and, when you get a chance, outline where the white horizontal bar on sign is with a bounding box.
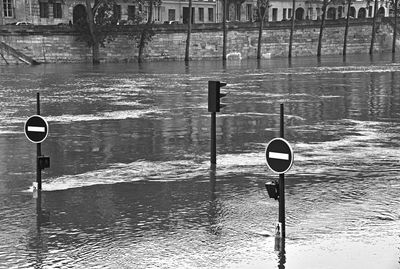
[269,152,289,161]
[27,126,45,132]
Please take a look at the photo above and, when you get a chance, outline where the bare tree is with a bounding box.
[369,0,379,54]
[343,0,353,56]
[256,0,270,59]
[393,0,399,53]
[317,0,331,57]
[126,0,160,63]
[138,0,157,63]
[222,0,227,61]
[77,0,119,64]
[185,0,193,62]
[288,0,296,58]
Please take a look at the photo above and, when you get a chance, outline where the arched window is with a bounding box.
[338,6,343,18]
[349,7,356,18]
[73,4,87,25]
[295,8,304,20]
[378,7,385,17]
[327,7,336,19]
[358,7,366,18]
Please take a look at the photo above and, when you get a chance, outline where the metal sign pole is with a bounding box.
[210,112,216,169]
[279,103,286,244]
[36,93,42,191]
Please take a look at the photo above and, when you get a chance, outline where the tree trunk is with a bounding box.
[138,31,146,63]
[343,0,352,56]
[92,42,100,64]
[85,0,100,64]
[369,0,378,55]
[317,1,328,57]
[257,17,264,59]
[138,0,153,63]
[393,0,398,53]
[222,0,227,61]
[0,0,4,26]
[185,0,192,62]
[288,0,296,58]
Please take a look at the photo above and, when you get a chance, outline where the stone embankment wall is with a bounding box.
[0,18,396,64]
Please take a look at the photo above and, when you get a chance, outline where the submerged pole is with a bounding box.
[279,103,286,240]
[211,112,216,169]
[36,93,42,191]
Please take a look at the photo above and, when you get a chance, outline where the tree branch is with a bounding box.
[93,0,105,13]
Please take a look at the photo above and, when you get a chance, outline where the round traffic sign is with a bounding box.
[24,115,49,143]
[265,138,293,174]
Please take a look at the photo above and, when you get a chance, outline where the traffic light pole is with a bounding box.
[208,80,227,170]
[279,103,286,244]
[210,112,216,169]
[36,92,42,191]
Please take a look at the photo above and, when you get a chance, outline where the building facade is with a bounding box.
[0,0,390,26]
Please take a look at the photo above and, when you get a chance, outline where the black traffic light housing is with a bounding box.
[38,156,50,170]
[265,181,279,200]
[208,80,227,112]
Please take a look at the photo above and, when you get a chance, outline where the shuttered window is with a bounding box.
[3,0,13,18]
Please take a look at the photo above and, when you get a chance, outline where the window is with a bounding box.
[236,3,241,21]
[288,8,292,19]
[40,2,49,18]
[154,5,161,21]
[113,4,121,20]
[246,4,252,21]
[316,8,321,19]
[53,3,62,19]
[272,8,278,21]
[308,8,313,19]
[368,6,373,17]
[199,7,204,22]
[3,0,13,17]
[283,8,287,20]
[208,8,214,22]
[168,9,176,21]
[128,5,136,21]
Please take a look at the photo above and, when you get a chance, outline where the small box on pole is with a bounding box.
[38,156,50,170]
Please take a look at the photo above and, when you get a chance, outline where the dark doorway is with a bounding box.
[358,8,366,18]
[183,7,195,24]
[73,4,87,25]
[295,8,304,20]
[349,7,356,18]
[338,6,343,18]
[327,7,336,19]
[378,7,385,17]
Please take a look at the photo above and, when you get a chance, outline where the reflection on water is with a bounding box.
[0,54,400,268]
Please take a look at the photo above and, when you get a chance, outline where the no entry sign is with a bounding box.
[24,115,49,143]
[265,138,293,174]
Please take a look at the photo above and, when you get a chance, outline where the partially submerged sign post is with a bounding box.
[25,93,51,225]
[265,104,294,252]
[24,93,50,192]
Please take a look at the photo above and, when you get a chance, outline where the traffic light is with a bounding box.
[38,156,50,170]
[265,181,279,200]
[208,80,227,112]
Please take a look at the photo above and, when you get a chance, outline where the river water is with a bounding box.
[0,54,399,268]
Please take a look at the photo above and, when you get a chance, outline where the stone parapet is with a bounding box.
[0,18,395,64]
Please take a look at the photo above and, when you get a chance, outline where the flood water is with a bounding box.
[0,54,399,268]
